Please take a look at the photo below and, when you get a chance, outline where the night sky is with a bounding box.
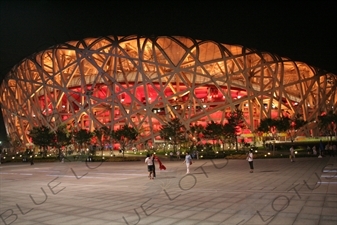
[0,0,336,141]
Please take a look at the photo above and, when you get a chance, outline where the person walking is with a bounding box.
[247,149,254,173]
[328,144,334,157]
[176,150,180,160]
[307,146,311,154]
[183,152,193,174]
[312,146,317,155]
[289,146,295,162]
[152,153,167,179]
[152,153,156,179]
[30,151,35,165]
[145,154,154,179]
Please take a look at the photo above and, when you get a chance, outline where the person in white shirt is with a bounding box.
[183,152,193,174]
[176,150,180,160]
[247,149,254,173]
[312,146,317,155]
[289,146,295,162]
[145,154,154,179]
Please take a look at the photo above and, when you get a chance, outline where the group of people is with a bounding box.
[144,153,167,179]
[169,150,199,161]
[146,150,254,177]
[320,143,336,157]
[145,142,337,177]
[145,152,194,179]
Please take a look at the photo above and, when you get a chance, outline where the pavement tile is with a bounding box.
[321,206,337,216]
[1,157,336,225]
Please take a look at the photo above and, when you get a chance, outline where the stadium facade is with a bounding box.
[0,35,336,147]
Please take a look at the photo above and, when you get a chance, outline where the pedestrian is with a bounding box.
[183,152,193,174]
[30,151,35,165]
[152,153,156,179]
[247,149,254,173]
[312,146,317,155]
[145,154,154,179]
[152,153,167,179]
[176,150,180,160]
[61,152,65,163]
[328,144,334,157]
[289,146,295,162]
[325,143,329,156]
[169,151,173,161]
[307,146,311,154]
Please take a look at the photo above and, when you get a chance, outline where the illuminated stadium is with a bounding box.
[0,35,336,146]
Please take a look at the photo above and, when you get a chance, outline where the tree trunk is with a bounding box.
[43,146,47,158]
[235,135,238,151]
[59,147,62,161]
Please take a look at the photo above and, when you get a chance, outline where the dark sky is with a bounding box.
[0,0,336,140]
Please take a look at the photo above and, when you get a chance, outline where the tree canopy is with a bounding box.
[111,125,138,157]
[159,118,186,152]
[318,110,337,140]
[28,125,54,157]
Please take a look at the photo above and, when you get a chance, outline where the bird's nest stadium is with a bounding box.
[0,35,336,147]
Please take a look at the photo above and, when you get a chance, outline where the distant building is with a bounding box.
[0,35,336,146]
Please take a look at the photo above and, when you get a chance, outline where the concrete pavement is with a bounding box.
[0,156,336,225]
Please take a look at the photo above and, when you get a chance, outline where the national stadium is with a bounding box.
[0,35,336,147]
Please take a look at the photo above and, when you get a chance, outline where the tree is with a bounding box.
[257,118,278,144]
[101,126,110,155]
[188,124,204,152]
[274,115,306,142]
[222,123,236,150]
[29,125,54,157]
[203,121,223,151]
[73,129,93,154]
[189,124,204,147]
[227,108,245,151]
[8,134,22,152]
[260,114,307,143]
[93,126,110,156]
[159,118,186,153]
[52,124,72,159]
[318,110,337,141]
[274,116,290,134]
[288,114,307,142]
[112,125,138,158]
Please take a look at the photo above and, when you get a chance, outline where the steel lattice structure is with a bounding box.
[0,35,336,146]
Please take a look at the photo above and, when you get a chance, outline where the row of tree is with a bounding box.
[257,113,307,143]
[257,110,337,143]
[159,108,245,152]
[27,108,245,157]
[28,124,137,158]
[25,109,337,157]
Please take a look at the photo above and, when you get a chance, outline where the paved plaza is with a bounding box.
[0,156,336,225]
